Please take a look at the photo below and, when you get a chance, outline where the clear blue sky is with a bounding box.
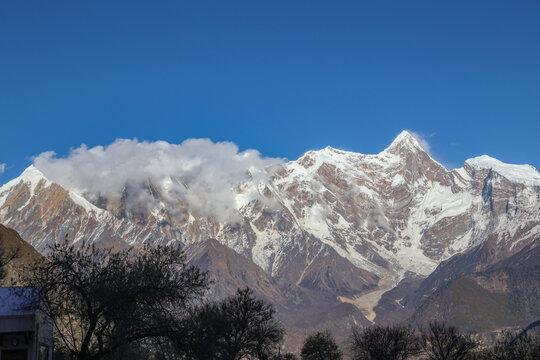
[1,0,539,182]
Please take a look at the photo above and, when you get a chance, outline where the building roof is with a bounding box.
[0,287,41,317]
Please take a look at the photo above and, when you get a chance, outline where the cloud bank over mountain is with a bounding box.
[33,138,284,221]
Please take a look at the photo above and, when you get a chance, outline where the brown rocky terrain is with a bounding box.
[409,238,540,332]
[0,224,44,286]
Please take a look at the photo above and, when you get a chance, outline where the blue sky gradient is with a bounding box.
[1,1,539,181]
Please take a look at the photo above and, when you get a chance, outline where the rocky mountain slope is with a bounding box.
[409,238,540,331]
[0,224,44,286]
[186,238,370,350]
[1,131,539,339]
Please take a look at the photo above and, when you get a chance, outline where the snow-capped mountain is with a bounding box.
[1,130,539,343]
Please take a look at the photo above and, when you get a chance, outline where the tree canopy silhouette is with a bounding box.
[350,324,421,360]
[177,287,284,360]
[420,321,477,360]
[300,330,342,360]
[22,240,208,360]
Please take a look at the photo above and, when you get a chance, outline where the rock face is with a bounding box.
[1,130,539,341]
[409,239,540,331]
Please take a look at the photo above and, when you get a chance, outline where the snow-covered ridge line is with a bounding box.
[68,191,106,217]
[466,155,540,187]
[0,165,51,194]
[0,165,105,217]
[298,130,424,158]
[296,131,446,172]
[293,133,539,188]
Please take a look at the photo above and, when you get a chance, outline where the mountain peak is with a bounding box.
[0,165,50,192]
[385,130,425,153]
[20,165,46,180]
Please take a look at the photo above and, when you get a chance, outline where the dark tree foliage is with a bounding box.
[180,301,227,359]
[420,322,477,360]
[178,287,284,360]
[350,324,421,360]
[278,353,299,360]
[22,240,208,360]
[475,330,540,360]
[300,330,342,360]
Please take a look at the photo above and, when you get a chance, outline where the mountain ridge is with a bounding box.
[1,131,539,339]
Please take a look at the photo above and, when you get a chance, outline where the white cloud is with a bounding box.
[33,139,284,222]
[408,131,432,155]
[407,131,455,169]
[0,163,5,175]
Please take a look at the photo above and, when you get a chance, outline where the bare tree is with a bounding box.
[477,330,540,360]
[420,322,477,360]
[177,287,284,360]
[21,240,208,360]
[350,324,421,360]
[300,330,342,360]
